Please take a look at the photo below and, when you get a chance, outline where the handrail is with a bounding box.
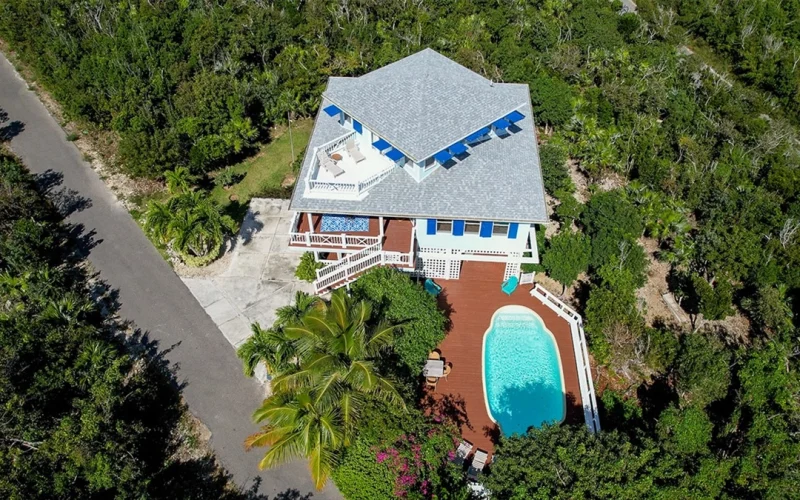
[289,232,380,248]
[314,242,384,293]
[316,242,382,281]
[530,284,601,433]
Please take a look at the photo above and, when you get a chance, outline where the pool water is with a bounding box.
[483,305,565,436]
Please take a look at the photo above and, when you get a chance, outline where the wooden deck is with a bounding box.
[292,213,413,255]
[424,262,584,457]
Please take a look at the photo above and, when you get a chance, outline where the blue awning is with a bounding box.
[372,138,391,151]
[505,110,524,123]
[466,127,490,142]
[434,150,453,164]
[323,104,341,117]
[492,118,511,130]
[385,148,405,161]
[449,142,468,155]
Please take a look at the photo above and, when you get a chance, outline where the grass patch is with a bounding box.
[209,118,313,208]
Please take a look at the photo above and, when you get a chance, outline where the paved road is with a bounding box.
[0,52,339,499]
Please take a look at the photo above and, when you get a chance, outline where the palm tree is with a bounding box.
[237,322,298,377]
[164,166,192,195]
[274,291,320,327]
[245,390,342,490]
[144,191,235,265]
[246,289,405,489]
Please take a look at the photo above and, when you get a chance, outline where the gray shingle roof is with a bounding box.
[323,48,524,162]
[290,87,548,223]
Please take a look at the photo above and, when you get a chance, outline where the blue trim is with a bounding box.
[449,142,468,155]
[480,221,493,238]
[466,127,490,142]
[492,118,511,130]
[427,219,437,235]
[372,138,391,151]
[505,110,524,123]
[385,148,405,162]
[434,150,453,164]
[353,120,362,133]
[452,220,465,236]
[508,223,519,239]
[323,104,342,117]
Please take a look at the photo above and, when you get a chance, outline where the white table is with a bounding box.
[423,359,444,377]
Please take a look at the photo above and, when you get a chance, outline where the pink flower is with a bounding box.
[447,450,456,460]
[376,451,388,463]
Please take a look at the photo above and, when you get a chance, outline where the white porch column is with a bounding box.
[379,216,384,238]
[307,213,314,233]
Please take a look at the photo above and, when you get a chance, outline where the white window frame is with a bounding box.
[464,221,481,235]
[492,222,509,237]
[437,220,452,234]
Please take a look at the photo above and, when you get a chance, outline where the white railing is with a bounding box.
[306,131,394,197]
[314,242,384,293]
[530,284,601,434]
[289,231,380,249]
[383,251,414,266]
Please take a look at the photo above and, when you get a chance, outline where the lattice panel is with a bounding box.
[416,257,447,278]
[503,261,520,281]
[447,260,462,280]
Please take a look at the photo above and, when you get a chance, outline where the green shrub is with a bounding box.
[294,251,322,282]
[539,142,573,195]
[213,167,244,188]
[253,183,293,199]
[554,190,583,222]
[65,132,79,141]
[350,267,446,370]
[332,439,396,500]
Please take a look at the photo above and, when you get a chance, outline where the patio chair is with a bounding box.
[452,440,473,466]
[428,351,440,361]
[501,275,519,296]
[424,278,442,296]
[317,150,344,177]
[443,363,452,380]
[467,449,489,481]
[346,138,366,163]
[425,376,438,388]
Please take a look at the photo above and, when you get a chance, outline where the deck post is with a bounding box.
[341,233,347,248]
[379,215,384,238]
[307,213,314,234]
[305,232,310,246]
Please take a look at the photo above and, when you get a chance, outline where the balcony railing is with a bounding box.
[305,131,395,198]
[289,232,381,248]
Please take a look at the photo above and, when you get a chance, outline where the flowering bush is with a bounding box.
[373,429,458,498]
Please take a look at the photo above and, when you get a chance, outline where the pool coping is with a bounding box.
[481,304,567,434]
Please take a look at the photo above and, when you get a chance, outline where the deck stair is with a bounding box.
[313,242,384,293]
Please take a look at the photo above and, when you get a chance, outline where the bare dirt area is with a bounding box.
[0,43,164,211]
[637,237,677,326]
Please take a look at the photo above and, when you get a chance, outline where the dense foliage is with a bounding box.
[0,153,241,498]
[350,268,447,372]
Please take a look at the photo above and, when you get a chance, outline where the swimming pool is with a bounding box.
[482,305,565,436]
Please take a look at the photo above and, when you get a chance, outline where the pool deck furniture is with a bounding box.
[424,278,442,296]
[346,138,366,163]
[467,449,489,481]
[501,275,519,295]
[443,363,452,380]
[330,152,343,161]
[424,359,445,377]
[452,440,473,466]
[428,351,440,361]
[426,376,438,388]
[316,150,344,177]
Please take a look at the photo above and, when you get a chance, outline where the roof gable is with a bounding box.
[322,49,525,162]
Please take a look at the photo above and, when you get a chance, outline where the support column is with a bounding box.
[307,213,314,233]
[379,215,385,238]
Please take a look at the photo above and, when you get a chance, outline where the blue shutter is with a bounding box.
[508,223,519,239]
[353,120,363,134]
[480,221,493,238]
[453,220,465,236]
[427,219,437,235]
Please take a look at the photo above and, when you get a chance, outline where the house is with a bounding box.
[287,49,600,447]
[288,48,548,293]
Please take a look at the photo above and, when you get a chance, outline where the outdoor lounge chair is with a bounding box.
[317,150,344,177]
[346,139,366,163]
[501,276,519,296]
[467,449,489,481]
[424,278,442,296]
[452,440,473,466]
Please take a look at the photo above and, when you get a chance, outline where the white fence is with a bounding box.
[289,232,380,248]
[530,284,601,433]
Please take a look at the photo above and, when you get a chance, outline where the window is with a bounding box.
[464,221,481,235]
[424,157,436,169]
[493,222,509,236]
[437,220,452,233]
